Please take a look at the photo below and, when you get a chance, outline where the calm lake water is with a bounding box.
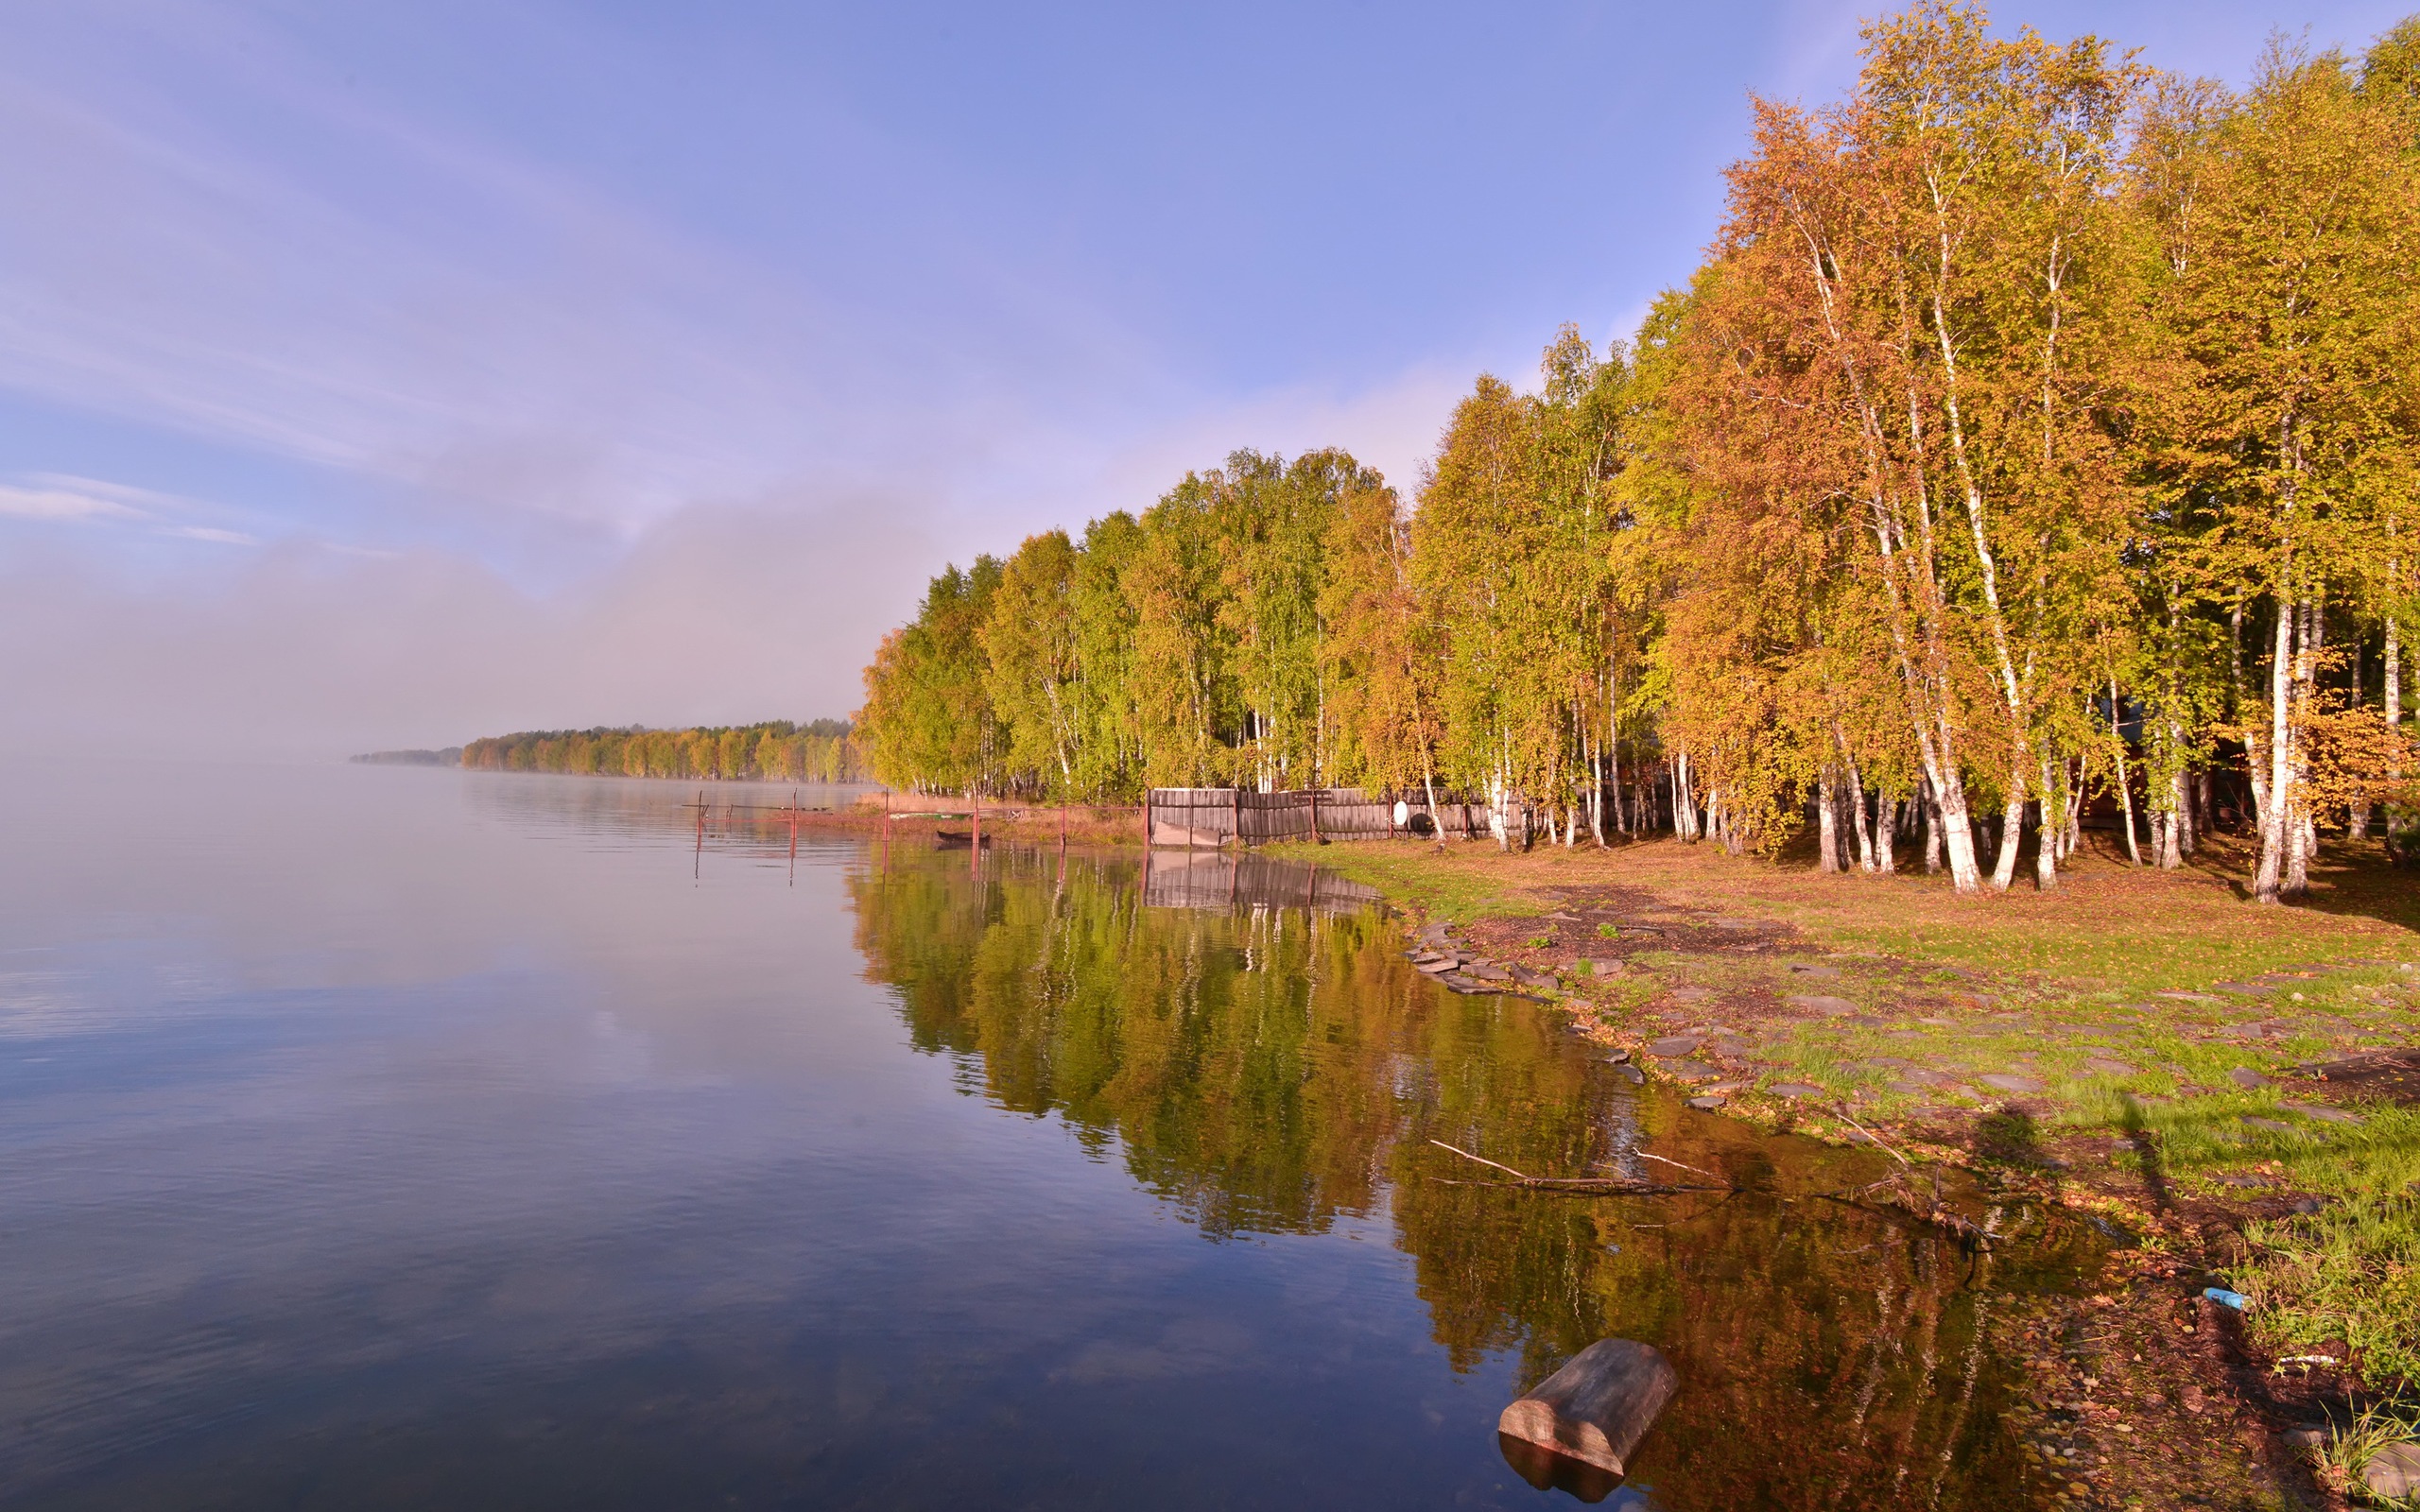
[0,763,2101,1509]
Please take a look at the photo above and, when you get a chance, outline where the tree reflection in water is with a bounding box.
[852,845,2100,1511]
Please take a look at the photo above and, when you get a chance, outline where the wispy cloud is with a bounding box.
[0,479,147,522]
[0,471,260,545]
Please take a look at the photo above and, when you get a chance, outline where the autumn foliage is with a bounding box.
[860,3,2420,898]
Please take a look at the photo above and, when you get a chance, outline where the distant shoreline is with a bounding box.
[349,747,461,766]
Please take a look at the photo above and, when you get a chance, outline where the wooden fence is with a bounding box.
[1146,787,1496,847]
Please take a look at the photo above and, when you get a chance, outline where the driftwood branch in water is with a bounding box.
[1428,1141,1996,1247]
[1815,1183,1996,1251]
[1428,1141,1730,1195]
[1830,1101,1913,1170]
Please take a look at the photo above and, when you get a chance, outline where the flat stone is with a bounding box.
[1463,961,1510,981]
[2283,1102,2364,1125]
[1668,986,1714,1002]
[1916,1017,1957,1027]
[2240,1115,2295,1132]
[2212,982,2272,996]
[2229,1067,2273,1089]
[1766,1081,1825,1099]
[1979,1074,2044,1093]
[1585,957,1623,976]
[1511,966,1559,988]
[1703,1080,1750,1094]
[2085,1058,2140,1076]
[1647,1036,1702,1057]
[1886,1080,1929,1094]
[1611,1061,1646,1085]
[2365,1443,2420,1499]
[1652,1058,1719,1084]
[1850,1015,1890,1028]
[1414,957,1456,974]
[2157,990,2220,1003]
[1788,994,1859,1016]
[1685,1094,1728,1111]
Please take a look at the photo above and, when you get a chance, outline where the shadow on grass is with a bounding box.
[2117,1094,2171,1211]
[1973,1105,2049,1167]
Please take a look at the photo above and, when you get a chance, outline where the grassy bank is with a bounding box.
[1276,829,2420,1480]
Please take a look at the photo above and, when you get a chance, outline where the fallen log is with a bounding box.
[1498,1338,1678,1482]
[1427,1142,1727,1194]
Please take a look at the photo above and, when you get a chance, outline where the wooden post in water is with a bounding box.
[1232,786,1243,850]
[970,794,981,873]
[1497,1338,1676,1481]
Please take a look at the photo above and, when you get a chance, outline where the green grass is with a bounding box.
[2213,1106,2420,1385]
[1276,843,1551,924]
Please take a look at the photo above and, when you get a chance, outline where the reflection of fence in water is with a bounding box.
[1147,787,1493,846]
[1141,850,1380,913]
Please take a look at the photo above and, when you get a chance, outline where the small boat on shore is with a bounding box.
[933,829,992,848]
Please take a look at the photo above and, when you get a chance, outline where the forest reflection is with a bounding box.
[850,845,2101,1510]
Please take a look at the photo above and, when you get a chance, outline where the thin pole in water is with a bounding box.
[787,787,799,885]
[694,789,705,881]
[971,794,980,874]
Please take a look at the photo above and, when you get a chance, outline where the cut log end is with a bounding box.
[1496,1338,1678,1479]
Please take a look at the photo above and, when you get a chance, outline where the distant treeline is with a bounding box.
[351,747,463,766]
[461,721,866,782]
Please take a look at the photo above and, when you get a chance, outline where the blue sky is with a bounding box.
[1,0,2411,755]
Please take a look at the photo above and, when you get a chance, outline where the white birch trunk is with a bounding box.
[2256,587,2296,903]
[2034,759,2059,890]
